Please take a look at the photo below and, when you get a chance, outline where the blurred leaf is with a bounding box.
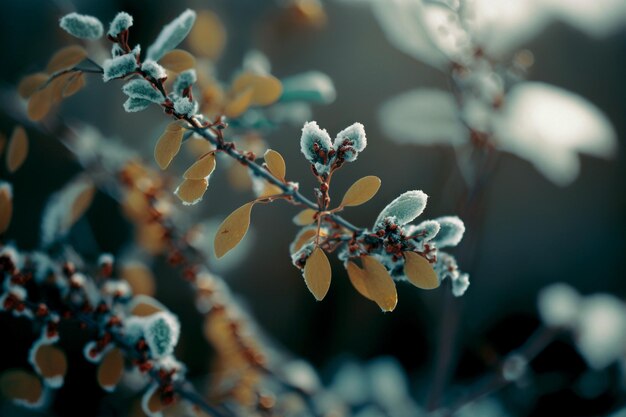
[293,208,317,226]
[34,344,68,380]
[224,88,254,118]
[27,87,53,121]
[159,49,196,73]
[187,10,226,59]
[97,348,124,391]
[0,369,42,404]
[0,185,12,233]
[18,73,48,99]
[6,126,28,173]
[46,45,87,73]
[232,72,283,106]
[121,262,156,296]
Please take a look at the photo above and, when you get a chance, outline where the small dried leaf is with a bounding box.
[34,344,68,379]
[154,122,184,169]
[224,88,254,118]
[187,10,226,59]
[6,126,28,173]
[214,202,254,258]
[62,72,86,98]
[0,369,42,404]
[340,176,381,207]
[259,183,283,198]
[403,251,439,290]
[130,296,164,317]
[293,208,317,226]
[292,229,318,252]
[232,72,283,106]
[361,256,398,312]
[159,49,196,73]
[121,262,156,296]
[46,45,88,73]
[264,149,286,181]
[175,178,208,205]
[303,247,331,301]
[183,152,216,179]
[0,186,12,234]
[18,73,49,99]
[63,182,96,232]
[346,261,372,300]
[27,87,53,121]
[97,348,124,390]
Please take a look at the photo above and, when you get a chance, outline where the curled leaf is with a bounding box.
[18,73,49,99]
[46,45,88,73]
[6,126,28,173]
[264,149,286,181]
[159,49,196,73]
[340,175,381,207]
[232,72,283,106]
[97,348,124,391]
[183,152,215,179]
[174,178,208,205]
[214,202,254,258]
[293,208,317,226]
[303,247,331,301]
[154,122,184,169]
[360,256,398,312]
[0,369,43,405]
[403,251,439,290]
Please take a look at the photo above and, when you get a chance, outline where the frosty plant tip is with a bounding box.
[18,8,469,312]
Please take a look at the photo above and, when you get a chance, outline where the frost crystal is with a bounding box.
[300,121,332,165]
[146,9,197,61]
[122,79,165,103]
[124,97,151,113]
[172,97,198,117]
[143,312,181,359]
[59,13,103,40]
[102,54,138,82]
[451,272,470,297]
[108,12,133,37]
[172,69,197,95]
[431,216,465,248]
[334,122,367,162]
[140,60,167,80]
[375,190,428,226]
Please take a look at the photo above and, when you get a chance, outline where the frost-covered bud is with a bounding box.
[291,241,316,270]
[333,123,367,162]
[122,79,165,103]
[502,354,527,382]
[173,97,198,117]
[375,190,428,226]
[59,13,103,40]
[124,98,151,113]
[111,44,125,57]
[431,216,465,248]
[103,54,138,82]
[108,12,133,38]
[451,273,470,297]
[434,252,460,281]
[172,69,197,95]
[143,312,181,359]
[300,121,332,167]
[141,60,167,81]
[406,220,440,241]
[146,9,196,61]
[83,340,111,363]
[537,283,580,328]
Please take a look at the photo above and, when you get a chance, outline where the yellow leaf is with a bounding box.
[130,296,164,317]
[303,247,331,301]
[175,178,208,205]
[214,202,254,258]
[50,72,74,103]
[121,262,156,296]
[360,256,398,312]
[232,72,283,106]
[154,122,184,169]
[292,229,318,252]
[6,126,28,173]
[259,183,283,198]
[34,344,68,379]
[293,208,317,226]
[264,149,286,181]
[46,45,88,73]
[183,152,216,179]
[187,10,226,59]
[0,369,42,405]
[97,348,124,391]
[17,73,48,99]
[68,181,95,229]
[346,261,372,300]
[340,176,381,207]
[62,72,86,98]
[0,185,12,233]
[227,162,253,190]
[27,87,53,121]
[159,49,196,72]
[223,88,254,118]
[403,251,439,290]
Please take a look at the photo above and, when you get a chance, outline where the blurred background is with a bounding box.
[0,0,624,416]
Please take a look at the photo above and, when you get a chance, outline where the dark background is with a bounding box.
[0,1,624,416]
